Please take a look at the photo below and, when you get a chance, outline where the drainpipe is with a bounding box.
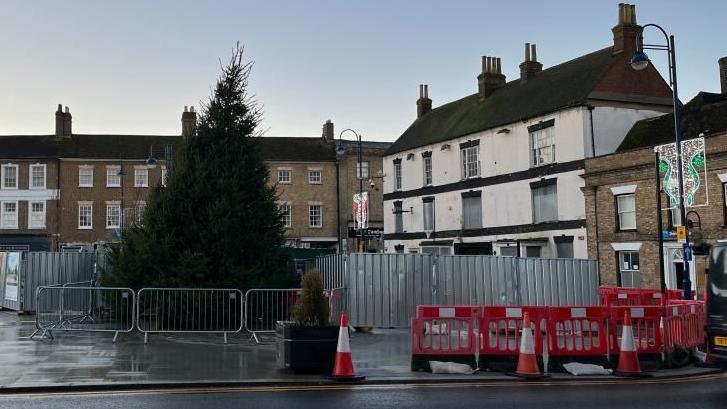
[587,105,596,157]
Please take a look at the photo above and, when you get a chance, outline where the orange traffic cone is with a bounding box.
[616,310,643,376]
[330,310,365,382]
[513,312,545,378]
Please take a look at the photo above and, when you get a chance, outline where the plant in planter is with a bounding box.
[276,269,339,373]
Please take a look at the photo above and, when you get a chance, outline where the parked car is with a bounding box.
[706,242,727,366]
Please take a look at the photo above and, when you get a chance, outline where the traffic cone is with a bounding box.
[330,310,365,382]
[616,310,643,376]
[514,312,544,378]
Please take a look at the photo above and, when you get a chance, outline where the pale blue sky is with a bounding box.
[1,1,725,141]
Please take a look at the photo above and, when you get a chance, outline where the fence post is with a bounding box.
[431,254,439,305]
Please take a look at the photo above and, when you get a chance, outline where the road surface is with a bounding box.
[0,373,724,409]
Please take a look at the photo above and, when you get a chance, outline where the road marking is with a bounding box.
[1,371,724,400]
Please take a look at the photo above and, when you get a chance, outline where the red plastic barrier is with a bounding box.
[479,306,549,358]
[663,302,706,350]
[411,306,479,358]
[548,306,609,357]
[608,306,663,355]
[599,287,642,306]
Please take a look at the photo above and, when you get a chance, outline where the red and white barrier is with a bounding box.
[411,306,479,371]
[547,306,609,358]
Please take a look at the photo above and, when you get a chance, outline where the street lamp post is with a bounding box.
[631,24,691,299]
[337,129,366,253]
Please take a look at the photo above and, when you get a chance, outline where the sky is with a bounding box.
[1,0,725,142]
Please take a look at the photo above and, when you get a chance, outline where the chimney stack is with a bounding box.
[416,84,432,118]
[719,57,727,95]
[477,55,506,100]
[612,3,642,55]
[181,105,197,140]
[322,119,334,142]
[519,43,543,83]
[55,104,72,138]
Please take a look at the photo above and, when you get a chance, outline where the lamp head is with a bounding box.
[630,50,650,71]
[146,154,158,166]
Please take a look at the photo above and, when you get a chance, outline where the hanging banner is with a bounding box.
[655,137,708,209]
[353,192,369,230]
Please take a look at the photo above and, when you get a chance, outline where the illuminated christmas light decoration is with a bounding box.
[654,137,708,209]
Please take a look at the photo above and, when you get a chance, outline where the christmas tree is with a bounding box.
[106,45,293,290]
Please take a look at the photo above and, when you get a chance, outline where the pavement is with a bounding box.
[0,311,722,392]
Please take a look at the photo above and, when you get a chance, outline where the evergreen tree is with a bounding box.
[105,45,293,290]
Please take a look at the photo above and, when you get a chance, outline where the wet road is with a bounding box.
[0,374,725,409]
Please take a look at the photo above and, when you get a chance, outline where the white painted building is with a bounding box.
[383,4,674,258]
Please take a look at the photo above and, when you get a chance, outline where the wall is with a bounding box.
[268,160,338,246]
[58,159,165,246]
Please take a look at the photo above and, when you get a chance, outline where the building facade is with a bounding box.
[584,74,727,291]
[383,3,673,258]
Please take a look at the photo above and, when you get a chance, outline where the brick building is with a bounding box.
[583,62,727,291]
[1,108,391,253]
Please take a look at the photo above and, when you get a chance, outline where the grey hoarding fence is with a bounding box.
[31,286,135,343]
[316,253,599,328]
[20,252,97,312]
[136,288,244,344]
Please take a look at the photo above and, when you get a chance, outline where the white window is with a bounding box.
[106,166,121,187]
[106,202,121,229]
[393,161,402,190]
[423,198,435,232]
[279,202,292,228]
[78,202,93,229]
[30,164,46,189]
[78,166,94,187]
[135,201,146,225]
[531,126,555,166]
[461,145,480,179]
[278,169,292,184]
[618,251,641,288]
[617,194,636,230]
[134,167,149,187]
[28,201,46,229]
[357,161,369,179]
[1,164,18,189]
[309,204,322,228]
[532,182,558,223]
[308,169,322,184]
[161,166,168,187]
[423,155,432,186]
[0,201,18,229]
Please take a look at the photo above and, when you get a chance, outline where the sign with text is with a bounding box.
[676,226,687,243]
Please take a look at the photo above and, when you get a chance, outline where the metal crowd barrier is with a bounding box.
[136,288,243,344]
[244,288,300,343]
[31,285,135,343]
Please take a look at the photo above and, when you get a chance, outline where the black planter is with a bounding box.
[276,321,339,374]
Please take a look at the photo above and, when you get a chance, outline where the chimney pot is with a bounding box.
[520,43,543,82]
[182,105,197,140]
[417,84,433,118]
[524,43,531,62]
[478,55,506,100]
[531,44,537,62]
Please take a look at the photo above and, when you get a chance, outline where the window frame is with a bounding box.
[617,250,641,288]
[422,152,433,187]
[357,161,369,180]
[106,165,121,188]
[422,197,435,232]
[308,203,323,228]
[0,201,19,229]
[134,166,149,188]
[1,164,19,190]
[393,201,403,233]
[78,201,93,230]
[616,193,637,231]
[105,202,121,229]
[279,202,292,228]
[460,144,480,179]
[461,191,483,230]
[29,164,47,190]
[28,201,46,229]
[135,201,146,226]
[277,168,292,184]
[308,168,322,185]
[393,160,402,191]
[529,125,555,167]
[78,165,94,188]
[530,180,558,223]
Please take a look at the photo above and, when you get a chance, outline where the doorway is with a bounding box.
[664,245,696,291]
